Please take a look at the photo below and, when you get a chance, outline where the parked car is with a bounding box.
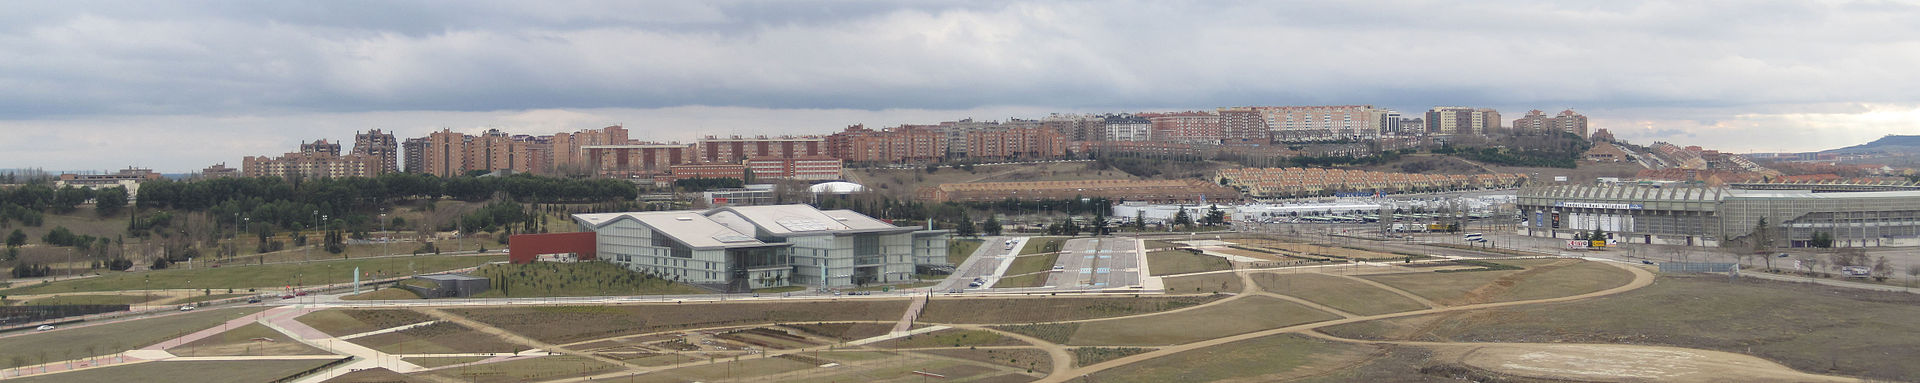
[294,291,309,296]
[1641,260,1656,265]
[1052,265,1064,271]
[35,325,55,331]
[178,305,196,311]
[280,294,296,299]
[247,297,262,304]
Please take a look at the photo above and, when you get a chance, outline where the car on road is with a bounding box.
[178,305,196,311]
[247,297,262,304]
[294,291,309,296]
[1641,260,1656,265]
[1052,265,1064,271]
[280,294,296,299]
[35,325,54,331]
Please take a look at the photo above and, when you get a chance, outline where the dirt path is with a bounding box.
[1325,272,1439,308]
[1034,261,1660,382]
[415,308,638,371]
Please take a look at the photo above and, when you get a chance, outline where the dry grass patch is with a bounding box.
[8,359,339,383]
[1146,250,1231,276]
[0,306,268,365]
[1251,273,1428,315]
[21,294,164,306]
[1357,265,1526,305]
[295,309,433,337]
[170,322,330,357]
[784,322,900,341]
[1161,272,1243,294]
[450,300,910,344]
[915,348,1052,374]
[340,288,421,300]
[627,355,816,382]
[1066,296,1341,346]
[1085,333,1376,382]
[872,329,1023,348]
[1321,275,1920,382]
[415,355,619,383]
[1073,347,1152,367]
[350,322,526,354]
[402,356,490,369]
[919,295,1222,324]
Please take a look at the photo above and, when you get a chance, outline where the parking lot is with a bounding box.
[1043,237,1144,290]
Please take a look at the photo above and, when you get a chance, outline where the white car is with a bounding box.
[35,325,54,331]
[178,305,196,311]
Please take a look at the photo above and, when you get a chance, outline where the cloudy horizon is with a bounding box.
[5,1,1920,172]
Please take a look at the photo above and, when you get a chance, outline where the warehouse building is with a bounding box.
[564,205,950,292]
[1517,185,1920,248]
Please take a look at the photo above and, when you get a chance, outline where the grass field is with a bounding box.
[849,281,936,292]
[1241,241,1405,261]
[1320,275,1920,382]
[992,272,1048,288]
[1250,273,1428,315]
[1142,239,1183,250]
[914,348,1053,374]
[0,254,504,296]
[350,322,526,354]
[1160,273,1242,294]
[416,355,619,383]
[627,355,816,382]
[919,295,1222,324]
[949,238,983,265]
[20,294,164,306]
[294,309,432,337]
[170,322,330,357]
[1358,259,1632,306]
[340,287,421,300]
[403,356,490,369]
[172,293,247,305]
[1066,296,1340,346]
[451,300,911,344]
[8,359,339,383]
[871,329,1022,348]
[996,251,1061,288]
[0,307,267,366]
[785,322,899,341]
[1145,250,1231,276]
[1019,237,1068,255]
[1085,333,1375,382]
[468,261,708,298]
[1073,347,1152,367]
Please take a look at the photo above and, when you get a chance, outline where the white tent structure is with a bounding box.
[808,181,866,194]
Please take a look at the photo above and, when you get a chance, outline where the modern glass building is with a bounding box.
[574,205,949,292]
[1517,185,1920,248]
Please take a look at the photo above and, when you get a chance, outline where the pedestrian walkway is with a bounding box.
[893,295,927,333]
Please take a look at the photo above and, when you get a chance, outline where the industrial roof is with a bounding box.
[572,204,915,249]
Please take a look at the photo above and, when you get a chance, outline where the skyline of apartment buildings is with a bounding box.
[1511,109,1590,138]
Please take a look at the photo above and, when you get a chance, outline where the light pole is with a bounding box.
[380,212,389,257]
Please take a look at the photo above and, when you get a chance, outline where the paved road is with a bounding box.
[1043,237,1144,290]
[934,236,1023,292]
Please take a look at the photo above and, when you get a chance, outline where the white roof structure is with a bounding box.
[808,181,866,194]
[572,204,916,249]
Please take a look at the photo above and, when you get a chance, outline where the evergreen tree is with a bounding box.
[1172,208,1193,230]
[982,217,1002,236]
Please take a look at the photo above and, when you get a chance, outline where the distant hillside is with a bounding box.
[1823,135,1920,154]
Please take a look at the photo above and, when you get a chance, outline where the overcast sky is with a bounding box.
[6,0,1920,172]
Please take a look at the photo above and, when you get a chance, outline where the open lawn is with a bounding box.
[1004,253,1059,277]
[294,309,433,337]
[1320,275,1920,382]
[171,322,330,357]
[0,306,267,366]
[451,300,910,344]
[468,261,709,298]
[0,254,504,296]
[1358,259,1631,306]
[1251,273,1428,315]
[1019,236,1068,255]
[769,354,1012,383]
[8,359,339,383]
[340,287,420,300]
[992,272,1048,288]
[1066,296,1341,346]
[919,295,1222,324]
[1142,239,1183,250]
[948,238,983,265]
[1244,242,1405,261]
[20,294,164,306]
[1073,347,1152,367]
[1085,333,1375,382]
[415,355,618,383]
[850,281,935,292]
[785,322,899,341]
[627,355,817,382]
[1160,272,1242,294]
[871,329,1023,348]
[1145,250,1230,276]
[402,356,490,369]
[915,348,1052,373]
[349,322,526,354]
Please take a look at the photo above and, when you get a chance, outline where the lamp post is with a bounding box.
[380,213,389,257]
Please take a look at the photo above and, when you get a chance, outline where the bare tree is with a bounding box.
[1871,256,1892,282]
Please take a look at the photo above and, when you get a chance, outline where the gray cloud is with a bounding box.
[4,1,1920,170]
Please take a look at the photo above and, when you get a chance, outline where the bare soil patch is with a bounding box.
[918,295,1222,324]
[450,300,910,344]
